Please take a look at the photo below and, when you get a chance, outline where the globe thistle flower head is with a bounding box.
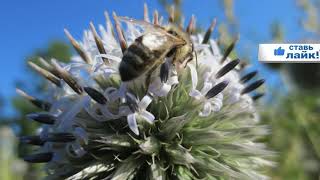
[20,4,274,179]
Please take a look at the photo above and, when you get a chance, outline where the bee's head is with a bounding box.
[163,24,194,71]
[165,24,191,44]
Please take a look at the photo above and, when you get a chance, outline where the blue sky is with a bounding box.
[0,0,303,116]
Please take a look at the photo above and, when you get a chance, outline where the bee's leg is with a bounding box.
[183,53,196,68]
[145,65,158,92]
[160,61,170,83]
[184,57,193,68]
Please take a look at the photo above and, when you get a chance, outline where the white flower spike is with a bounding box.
[20,4,272,180]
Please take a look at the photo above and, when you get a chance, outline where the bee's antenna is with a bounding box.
[185,43,198,69]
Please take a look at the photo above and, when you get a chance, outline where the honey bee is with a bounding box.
[117,17,194,86]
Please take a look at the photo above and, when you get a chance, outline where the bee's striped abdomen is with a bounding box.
[119,39,157,81]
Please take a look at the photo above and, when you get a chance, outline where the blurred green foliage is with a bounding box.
[263,1,320,179]
[218,0,320,179]
[159,0,183,24]
[297,0,320,34]
[30,41,71,63]
[0,127,27,180]
[263,93,320,179]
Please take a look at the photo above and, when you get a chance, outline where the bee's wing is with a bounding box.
[117,16,162,30]
[117,16,185,46]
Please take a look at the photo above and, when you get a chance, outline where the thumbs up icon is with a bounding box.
[274,47,285,56]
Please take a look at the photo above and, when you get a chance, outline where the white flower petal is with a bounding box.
[140,110,155,124]
[138,95,153,110]
[212,100,223,112]
[188,63,198,90]
[195,44,210,51]
[99,105,119,120]
[90,68,116,79]
[68,143,86,158]
[158,83,172,97]
[196,34,204,44]
[74,127,89,145]
[167,75,179,85]
[203,71,213,82]
[104,87,120,102]
[84,102,104,121]
[189,89,202,100]
[149,81,172,97]
[200,82,213,94]
[96,54,122,63]
[211,93,223,112]
[58,96,89,130]
[226,92,240,104]
[199,102,212,117]
[210,39,222,56]
[127,113,139,135]
[118,106,131,116]
[118,83,127,103]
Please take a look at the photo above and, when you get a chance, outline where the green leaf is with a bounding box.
[111,155,143,180]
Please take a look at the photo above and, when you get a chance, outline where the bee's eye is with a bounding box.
[168,30,178,36]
